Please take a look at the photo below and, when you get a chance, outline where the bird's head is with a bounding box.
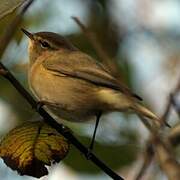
[21,28,76,65]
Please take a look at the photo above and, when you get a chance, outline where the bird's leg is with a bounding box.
[86,111,102,159]
[89,112,102,150]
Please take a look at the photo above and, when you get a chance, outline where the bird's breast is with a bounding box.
[29,61,73,104]
[28,60,100,122]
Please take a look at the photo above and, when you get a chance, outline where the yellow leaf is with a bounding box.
[0,121,70,178]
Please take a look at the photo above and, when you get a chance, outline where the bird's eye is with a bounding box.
[40,41,50,48]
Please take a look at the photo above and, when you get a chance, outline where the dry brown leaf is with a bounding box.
[0,121,70,178]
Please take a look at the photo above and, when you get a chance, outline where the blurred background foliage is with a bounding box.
[0,0,179,180]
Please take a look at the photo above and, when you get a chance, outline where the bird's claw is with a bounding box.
[35,101,45,111]
[85,148,93,160]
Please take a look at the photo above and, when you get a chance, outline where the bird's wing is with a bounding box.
[42,50,142,101]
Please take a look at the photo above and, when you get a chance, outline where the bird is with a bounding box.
[21,28,162,152]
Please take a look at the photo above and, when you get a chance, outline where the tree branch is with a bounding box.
[72,16,123,80]
[161,77,180,122]
[153,137,180,180]
[168,123,180,147]
[135,77,180,180]
[134,144,154,180]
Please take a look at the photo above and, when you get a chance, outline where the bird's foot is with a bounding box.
[35,100,46,111]
[85,148,93,160]
[35,100,61,111]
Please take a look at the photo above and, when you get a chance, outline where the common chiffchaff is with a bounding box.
[22,28,161,147]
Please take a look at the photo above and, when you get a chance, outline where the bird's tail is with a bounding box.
[97,89,169,127]
[133,103,171,128]
[132,103,161,126]
[133,103,158,120]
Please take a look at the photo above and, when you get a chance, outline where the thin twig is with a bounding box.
[72,16,122,79]
[161,77,180,123]
[134,116,158,180]
[172,77,180,117]
[161,98,172,123]
[135,144,153,180]
[135,77,180,180]
[171,95,180,119]
[153,137,180,180]
[72,17,110,63]
[168,123,180,147]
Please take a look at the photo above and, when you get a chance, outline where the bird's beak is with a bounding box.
[21,28,34,40]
